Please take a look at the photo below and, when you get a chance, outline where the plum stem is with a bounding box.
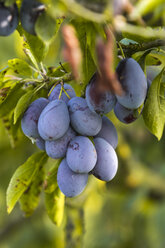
[117,41,126,59]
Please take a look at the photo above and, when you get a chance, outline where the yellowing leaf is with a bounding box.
[0,83,25,118]
[8,58,33,77]
[44,159,62,194]
[7,152,48,214]
[45,187,65,226]
[19,166,45,217]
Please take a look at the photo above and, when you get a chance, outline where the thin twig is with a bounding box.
[48,72,73,86]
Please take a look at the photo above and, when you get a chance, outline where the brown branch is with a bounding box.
[118,39,165,57]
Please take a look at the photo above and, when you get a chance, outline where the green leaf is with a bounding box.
[19,166,45,217]
[23,47,40,70]
[21,27,48,63]
[0,83,25,118]
[143,69,165,140]
[136,49,153,71]
[6,152,48,214]
[45,187,65,226]
[71,20,97,87]
[44,159,62,194]
[2,112,21,148]
[14,85,48,124]
[8,59,33,77]
[35,12,63,43]
[120,38,138,46]
[4,0,15,6]
[150,50,165,66]
[132,0,165,17]
[0,86,11,103]
[47,62,71,77]
[0,67,9,81]
[14,90,33,124]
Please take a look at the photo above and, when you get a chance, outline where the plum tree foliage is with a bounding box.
[0,0,165,229]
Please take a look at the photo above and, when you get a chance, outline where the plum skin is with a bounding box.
[38,100,70,141]
[68,97,102,136]
[86,73,116,114]
[66,136,97,173]
[20,0,45,35]
[21,97,49,139]
[116,58,147,109]
[48,83,76,103]
[45,126,76,159]
[95,116,118,149]
[92,137,118,182]
[36,137,45,150]
[114,101,142,124]
[0,3,18,36]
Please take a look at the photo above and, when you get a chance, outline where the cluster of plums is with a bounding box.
[21,58,148,197]
[0,0,44,36]
[87,58,148,124]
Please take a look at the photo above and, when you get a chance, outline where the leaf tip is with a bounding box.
[7,205,12,214]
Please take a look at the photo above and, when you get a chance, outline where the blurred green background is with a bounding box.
[0,30,165,248]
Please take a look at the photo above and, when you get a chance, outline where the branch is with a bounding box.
[48,72,73,87]
[118,39,165,56]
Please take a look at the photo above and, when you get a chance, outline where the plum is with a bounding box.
[45,126,76,159]
[92,137,118,182]
[21,97,49,139]
[57,159,88,197]
[0,2,18,36]
[95,116,118,149]
[114,101,142,124]
[38,100,70,141]
[116,58,147,109]
[86,73,116,114]
[66,136,97,173]
[68,97,102,136]
[20,0,45,35]
[48,83,76,103]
